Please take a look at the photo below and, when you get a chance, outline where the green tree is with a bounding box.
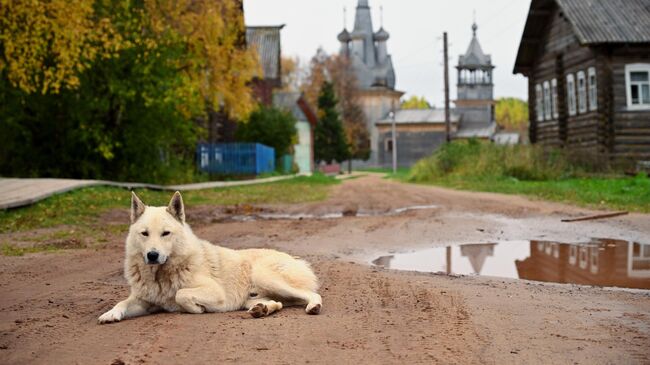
[236,106,297,158]
[495,97,529,131]
[0,0,258,183]
[401,95,431,109]
[314,82,349,164]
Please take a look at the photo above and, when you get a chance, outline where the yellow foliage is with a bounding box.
[0,0,258,119]
[144,0,259,119]
[0,0,120,94]
[495,97,529,131]
[401,95,431,109]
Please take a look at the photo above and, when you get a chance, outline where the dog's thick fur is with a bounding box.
[98,192,321,323]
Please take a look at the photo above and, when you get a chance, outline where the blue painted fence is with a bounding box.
[197,143,275,175]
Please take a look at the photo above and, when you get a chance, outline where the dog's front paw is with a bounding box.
[98,308,124,324]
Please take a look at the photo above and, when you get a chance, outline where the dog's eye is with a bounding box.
[141,231,149,237]
[162,231,170,237]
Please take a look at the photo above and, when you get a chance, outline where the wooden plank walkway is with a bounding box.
[0,175,298,210]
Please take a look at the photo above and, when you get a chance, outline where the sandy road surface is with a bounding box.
[1,174,649,364]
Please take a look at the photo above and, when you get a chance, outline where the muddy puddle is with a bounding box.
[221,204,439,222]
[371,239,650,290]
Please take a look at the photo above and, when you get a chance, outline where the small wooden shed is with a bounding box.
[513,0,650,167]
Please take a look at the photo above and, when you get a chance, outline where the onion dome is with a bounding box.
[374,27,389,41]
[337,28,351,42]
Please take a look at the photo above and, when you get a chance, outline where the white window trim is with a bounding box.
[588,67,597,111]
[535,83,544,121]
[543,81,551,120]
[628,242,650,278]
[577,71,587,113]
[625,63,650,110]
[551,78,559,118]
[567,74,577,116]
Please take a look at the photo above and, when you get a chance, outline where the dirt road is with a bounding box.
[1,174,649,364]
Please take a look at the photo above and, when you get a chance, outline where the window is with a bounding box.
[566,74,576,116]
[543,81,551,120]
[625,63,650,109]
[588,67,597,111]
[535,84,543,121]
[628,242,650,278]
[577,71,587,113]
[385,138,393,152]
[551,79,559,118]
[590,247,599,274]
[579,246,588,270]
[569,245,577,265]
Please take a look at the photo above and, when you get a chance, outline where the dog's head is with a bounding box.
[127,191,187,265]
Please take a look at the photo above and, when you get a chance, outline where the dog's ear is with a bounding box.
[167,191,185,224]
[130,191,146,223]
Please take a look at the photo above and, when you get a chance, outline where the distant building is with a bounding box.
[273,92,318,174]
[246,25,284,106]
[206,24,284,143]
[454,22,496,140]
[513,0,650,167]
[338,0,404,166]
[516,240,650,289]
[376,109,459,167]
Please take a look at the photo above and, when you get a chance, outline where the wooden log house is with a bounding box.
[513,0,650,167]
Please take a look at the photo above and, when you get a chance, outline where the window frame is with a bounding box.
[566,74,577,116]
[543,81,552,120]
[625,63,650,110]
[587,67,597,111]
[535,83,544,121]
[551,78,559,119]
[577,71,587,113]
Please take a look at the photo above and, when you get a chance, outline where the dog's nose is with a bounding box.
[147,251,159,262]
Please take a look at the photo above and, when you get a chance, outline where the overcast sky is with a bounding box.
[244,0,532,107]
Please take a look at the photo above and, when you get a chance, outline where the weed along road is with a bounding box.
[1,174,649,364]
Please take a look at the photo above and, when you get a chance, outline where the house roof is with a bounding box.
[376,109,460,125]
[514,0,650,74]
[455,122,496,139]
[246,25,284,80]
[558,0,650,44]
[272,91,318,126]
[458,23,492,68]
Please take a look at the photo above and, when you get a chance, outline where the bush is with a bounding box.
[235,105,298,159]
[409,140,575,182]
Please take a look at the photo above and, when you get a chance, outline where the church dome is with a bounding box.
[337,28,351,42]
[374,27,389,41]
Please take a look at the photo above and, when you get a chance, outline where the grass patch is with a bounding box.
[0,243,63,256]
[408,140,650,212]
[0,174,338,234]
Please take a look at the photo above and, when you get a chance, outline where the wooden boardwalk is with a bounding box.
[0,175,297,210]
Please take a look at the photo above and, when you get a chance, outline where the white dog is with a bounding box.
[98,191,322,323]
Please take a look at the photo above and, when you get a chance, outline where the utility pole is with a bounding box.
[390,110,397,174]
[443,32,451,142]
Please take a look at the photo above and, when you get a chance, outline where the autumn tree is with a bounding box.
[303,50,369,164]
[326,55,370,163]
[314,82,349,164]
[0,0,259,183]
[495,97,529,131]
[280,56,306,92]
[401,95,432,109]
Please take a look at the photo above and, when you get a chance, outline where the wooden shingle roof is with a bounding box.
[246,25,284,80]
[513,0,650,74]
[558,0,650,44]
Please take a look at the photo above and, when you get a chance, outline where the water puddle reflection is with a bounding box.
[371,239,650,290]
